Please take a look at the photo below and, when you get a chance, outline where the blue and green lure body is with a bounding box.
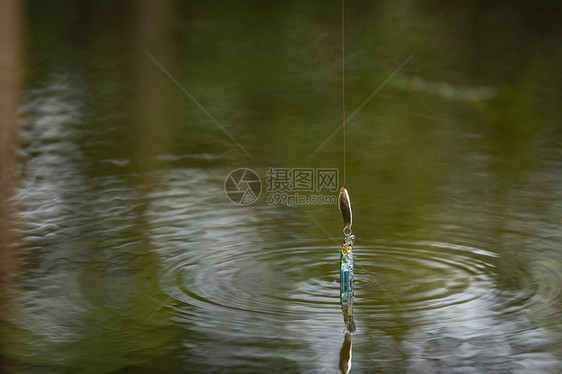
[338,187,355,333]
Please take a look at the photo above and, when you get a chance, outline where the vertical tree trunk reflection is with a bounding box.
[0,0,24,370]
[130,0,174,176]
[0,0,23,305]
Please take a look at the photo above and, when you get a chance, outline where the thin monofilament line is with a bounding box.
[342,0,346,187]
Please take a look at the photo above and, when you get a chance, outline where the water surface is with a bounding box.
[1,1,561,373]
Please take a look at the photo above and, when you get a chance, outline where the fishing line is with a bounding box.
[338,0,351,236]
[342,0,346,187]
[338,0,355,339]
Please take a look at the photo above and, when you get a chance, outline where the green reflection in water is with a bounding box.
[1,0,561,373]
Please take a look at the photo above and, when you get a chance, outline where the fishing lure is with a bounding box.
[338,185,355,333]
[338,187,352,234]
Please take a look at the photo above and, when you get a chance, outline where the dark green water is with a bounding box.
[1,1,561,373]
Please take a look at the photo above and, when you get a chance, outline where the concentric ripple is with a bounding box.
[158,237,518,326]
[356,240,500,314]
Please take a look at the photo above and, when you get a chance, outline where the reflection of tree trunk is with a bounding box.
[128,0,174,246]
[130,0,174,176]
[0,0,23,300]
[0,0,24,370]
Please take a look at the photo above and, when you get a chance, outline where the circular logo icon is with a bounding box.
[224,168,261,205]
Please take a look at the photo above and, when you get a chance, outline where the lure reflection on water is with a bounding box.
[338,234,355,373]
[339,332,352,374]
[339,234,355,374]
